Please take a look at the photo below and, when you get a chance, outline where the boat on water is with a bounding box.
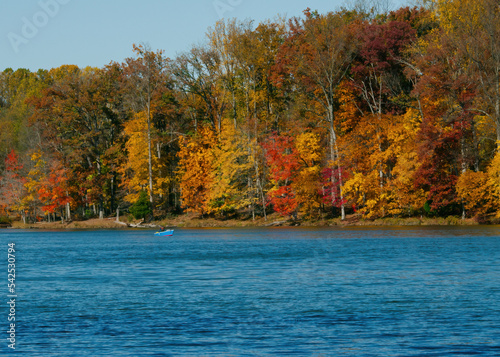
[154,229,174,236]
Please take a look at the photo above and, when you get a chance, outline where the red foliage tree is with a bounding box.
[262,133,300,217]
[38,164,71,218]
[321,167,348,209]
[0,150,27,218]
[411,27,480,215]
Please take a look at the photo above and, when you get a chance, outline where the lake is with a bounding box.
[1,226,500,356]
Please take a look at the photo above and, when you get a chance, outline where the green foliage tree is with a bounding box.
[129,190,152,220]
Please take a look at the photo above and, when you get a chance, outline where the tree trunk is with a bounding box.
[66,190,71,221]
[254,156,267,221]
[248,175,255,221]
[147,100,154,208]
[471,119,480,172]
[110,174,115,216]
[329,108,345,220]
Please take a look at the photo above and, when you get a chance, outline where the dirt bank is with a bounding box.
[9,213,483,230]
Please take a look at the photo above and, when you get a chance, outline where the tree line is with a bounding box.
[1,0,500,223]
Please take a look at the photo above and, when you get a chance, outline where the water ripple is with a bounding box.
[1,226,500,355]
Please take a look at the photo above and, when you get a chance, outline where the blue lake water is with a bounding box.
[1,226,500,356]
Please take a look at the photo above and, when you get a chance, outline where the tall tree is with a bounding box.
[275,9,359,219]
[408,18,481,216]
[122,44,170,210]
[350,14,416,203]
[30,64,127,219]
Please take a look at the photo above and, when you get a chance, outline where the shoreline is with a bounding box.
[6,213,493,230]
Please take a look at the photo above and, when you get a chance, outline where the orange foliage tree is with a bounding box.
[262,133,299,218]
[177,126,216,215]
[38,163,71,221]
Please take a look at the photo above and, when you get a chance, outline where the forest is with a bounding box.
[1,0,500,225]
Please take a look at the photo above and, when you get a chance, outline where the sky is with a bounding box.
[1,0,410,72]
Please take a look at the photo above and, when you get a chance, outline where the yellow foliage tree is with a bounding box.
[486,149,500,218]
[384,109,426,216]
[120,111,169,205]
[177,126,216,215]
[456,170,496,218]
[342,109,426,218]
[23,151,46,219]
[208,119,252,216]
[293,133,322,218]
[343,170,380,218]
[386,150,426,216]
[340,112,389,218]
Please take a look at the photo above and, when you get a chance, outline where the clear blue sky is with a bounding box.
[2,0,410,72]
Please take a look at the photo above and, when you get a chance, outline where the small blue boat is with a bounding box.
[154,229,174,236]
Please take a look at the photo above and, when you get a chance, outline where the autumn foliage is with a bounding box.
[2,1,500,223]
